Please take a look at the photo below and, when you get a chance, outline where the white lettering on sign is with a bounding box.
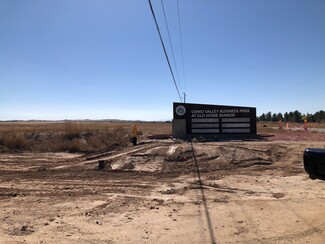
[190,108,247,118]
[191,110,204,113]
[205,113,218,118]
[205,109,219,113]
[219,109,239,113]
[239,109,250,113]
[219,113,236,118]
[191,110,205,118]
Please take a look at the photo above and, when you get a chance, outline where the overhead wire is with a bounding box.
[160,0,182,92]
[147,0,183,103]
[257,70,325,106]
[177,0,187,95]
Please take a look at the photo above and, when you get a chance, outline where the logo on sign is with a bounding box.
[175,105,186,116]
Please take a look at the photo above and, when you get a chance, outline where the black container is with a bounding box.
[303,148,325,179]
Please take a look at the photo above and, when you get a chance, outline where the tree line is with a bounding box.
[257,110,325,123]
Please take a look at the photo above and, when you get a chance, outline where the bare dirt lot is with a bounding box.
[1,123,325,243]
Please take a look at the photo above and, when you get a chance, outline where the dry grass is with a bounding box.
[0,121,172,134]
[0,132,30,150]
[1,120,323,152]
[0,121,172,152]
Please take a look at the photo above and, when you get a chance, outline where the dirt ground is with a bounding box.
[1,135,325,243]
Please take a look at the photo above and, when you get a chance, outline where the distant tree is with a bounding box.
[260,113,266,121]
[271,113,277,122]
[292,110,302,123]
[276,112,283,121]
[284,112,289,122]
[266,112,272,122]
[260,110,324,123]
[314,110,325,123]
[309,113,315,122]
[288,112,294,122]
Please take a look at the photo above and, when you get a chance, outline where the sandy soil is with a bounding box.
[1,138,325,243]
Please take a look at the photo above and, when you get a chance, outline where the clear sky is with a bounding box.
[1,0,324,121]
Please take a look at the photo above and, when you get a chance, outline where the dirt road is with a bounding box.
[1,139,325,243]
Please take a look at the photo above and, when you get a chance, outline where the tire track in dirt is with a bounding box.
[52,143,163,170]
[235,221,325,244]
[1,140,325,243]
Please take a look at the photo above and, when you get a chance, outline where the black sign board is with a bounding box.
[173,102,256,135]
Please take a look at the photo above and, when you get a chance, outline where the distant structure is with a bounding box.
[172,102,257,140]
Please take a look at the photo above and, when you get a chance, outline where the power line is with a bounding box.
[160,0,181,92]
[257,70,325,106]
[177,0,187,94]
[147,0,183,103]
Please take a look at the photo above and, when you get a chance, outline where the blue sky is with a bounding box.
[1,0,324,120]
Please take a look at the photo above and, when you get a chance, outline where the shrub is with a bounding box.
[64,122,83,140]
[86,127,128,151]
[0,122,135,152]
[0,132,30,150]
[59,139,86,152]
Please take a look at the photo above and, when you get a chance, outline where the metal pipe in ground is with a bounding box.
[98,160,112,170]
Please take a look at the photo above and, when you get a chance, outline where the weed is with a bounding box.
[0,121,172,152]
[0,132,30,150]
[64,122,84,140]
[60,139,86,153]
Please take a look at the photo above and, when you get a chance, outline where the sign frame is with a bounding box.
[173,102,257,139]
